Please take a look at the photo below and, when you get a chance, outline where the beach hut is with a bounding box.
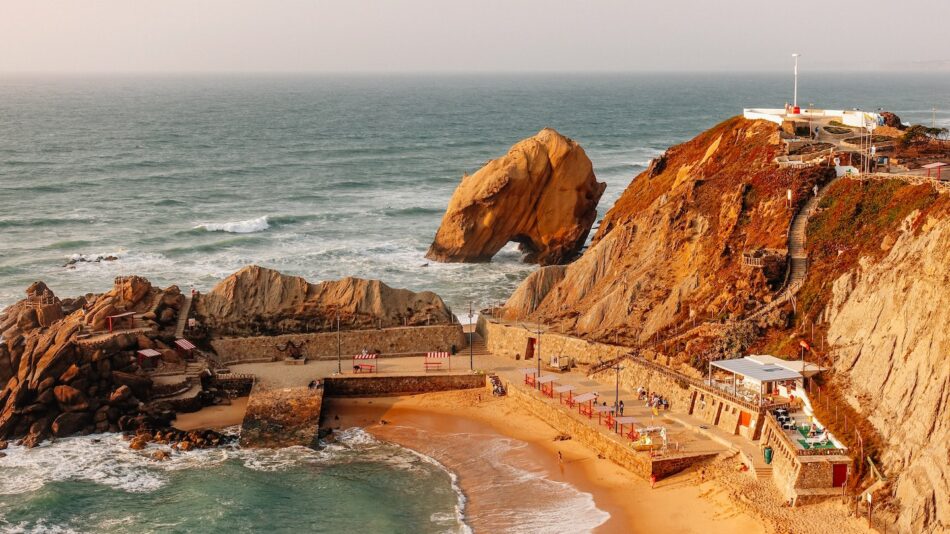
[174,338,197,360]
[537,375,557,398]
[136,348,162,370]
[574,392,598,419]
[554,384,577,405]
[424,351,451,372]
[353,352,378,373]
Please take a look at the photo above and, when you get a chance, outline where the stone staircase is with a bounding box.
[174,295,193,339]
[466,333,491,358]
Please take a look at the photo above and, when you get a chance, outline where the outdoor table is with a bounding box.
[615,416,638,437]
[537,375,557,397]
[574,393,598,418]
[554,385,576,405]
[594,405,614,426]
[521,368,537,387]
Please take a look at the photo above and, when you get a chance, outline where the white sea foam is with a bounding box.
[195,215,270,233]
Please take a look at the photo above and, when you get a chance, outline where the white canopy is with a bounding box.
[537,375,557,384]
[711,357,802,383]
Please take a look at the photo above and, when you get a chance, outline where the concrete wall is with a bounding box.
[212,325,466,364]
[240,384,324,448]
[323,374,486,397]
[477,317,628,366]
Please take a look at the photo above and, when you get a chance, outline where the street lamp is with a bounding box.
[468,301,474,371]
[792,53,801,109]
[336,314,341,374]
[536,321,542,387]
[613,364,624,432]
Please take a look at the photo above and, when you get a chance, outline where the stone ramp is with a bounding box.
[239,382,323,448]
[174,295,193,339]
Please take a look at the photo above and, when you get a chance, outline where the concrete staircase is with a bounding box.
[174,295,193,339]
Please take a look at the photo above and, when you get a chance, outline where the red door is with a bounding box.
[832,464,848,487]
[524,338,536,360]
[738,411,752,427]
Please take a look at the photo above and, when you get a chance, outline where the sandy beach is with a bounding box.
[320,389,765,534]
[173,397,248,431]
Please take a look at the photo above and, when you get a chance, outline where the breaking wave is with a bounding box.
[194,216,270,234]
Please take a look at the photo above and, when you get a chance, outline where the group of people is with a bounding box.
[636,386,670,410]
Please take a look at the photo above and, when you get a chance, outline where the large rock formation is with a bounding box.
[0,277,182,445]
[195,265,455,336]
[426,128,606,265]
[503,117,831,344]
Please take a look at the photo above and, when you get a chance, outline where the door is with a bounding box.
[524,338,536,360]
[832,464,848,487]
[738,411,752,427]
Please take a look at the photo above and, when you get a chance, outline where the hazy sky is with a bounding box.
[3,0,948,73]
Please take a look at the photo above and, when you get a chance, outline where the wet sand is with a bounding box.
[321,389,765,534]
[173,397,248,431]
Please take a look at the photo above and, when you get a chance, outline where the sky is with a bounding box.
[2,0,949,73]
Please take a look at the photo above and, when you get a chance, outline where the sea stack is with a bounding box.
[426,128,606,265]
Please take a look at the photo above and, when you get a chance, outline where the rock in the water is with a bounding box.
[426,128,605,265]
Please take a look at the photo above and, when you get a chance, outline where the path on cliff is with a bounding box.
[174,295,193,339]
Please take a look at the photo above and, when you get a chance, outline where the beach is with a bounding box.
[321,389,766,534]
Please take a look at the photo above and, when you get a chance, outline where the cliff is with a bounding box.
[503,117,831,344]
[499,116,950,531]
[195,265,455,336]
[427,128,606,265]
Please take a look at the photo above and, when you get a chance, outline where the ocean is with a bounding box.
[1,72,948,533]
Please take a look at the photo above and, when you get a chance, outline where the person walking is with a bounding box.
[619,400,625,416]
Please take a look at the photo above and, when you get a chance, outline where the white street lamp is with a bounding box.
[792,53,801,109]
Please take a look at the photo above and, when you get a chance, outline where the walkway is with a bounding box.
[174,295,193,338]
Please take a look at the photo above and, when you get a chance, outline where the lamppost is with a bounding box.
[336,314,341,374]
[613,363,624,432]
[792,53,801,108]
[536,321,542,388]
[468,301,474,371]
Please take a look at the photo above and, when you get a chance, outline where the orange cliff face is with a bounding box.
[426,128,606,266]
[503,117,832,345]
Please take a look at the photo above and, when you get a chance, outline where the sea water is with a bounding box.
[1,73,948,533]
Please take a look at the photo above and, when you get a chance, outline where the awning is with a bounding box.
[520,368,537,375]
[354,353,378,360]
[426,352,450,358]
[553,385,576,393]
[107,312,136,319]
[174,339,197,351]
[615,416,638,425]
[537,375,557,384]
[922,162,947,169]
[594,405,614,413]
[711,357,802,382]
[137,349,161,358]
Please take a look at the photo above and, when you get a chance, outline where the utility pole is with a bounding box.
[468,301,474,371]
[792,53,801,108]
[336,314,341,374]
[613,364,624,433]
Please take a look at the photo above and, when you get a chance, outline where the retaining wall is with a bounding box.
[323,374,486,397]
[507,383,716,480]
[477,317,628,366]
[212,325,466,364]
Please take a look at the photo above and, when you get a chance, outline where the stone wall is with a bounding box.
[761,416,851,500]
[240,384,323,448]
[212,325,466,364]
[477,317,629,366]
[507,381,716,480]
[323,374,486,398]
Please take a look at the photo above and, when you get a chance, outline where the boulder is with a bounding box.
[53,385,89,412]
[111,371,151,400]
[59,364,81,384]
[51,412,91,437]
[158,308,176,325]
[22,417,50,448]
[109,385,133,405]
[36,304,64,328]
[426,128,605,265]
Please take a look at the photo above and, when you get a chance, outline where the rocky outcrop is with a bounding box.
[427,128,606,265]
[502,117,832,344]
[824,208,950,534]
[0,278,184,445]
[195,265,455,336]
